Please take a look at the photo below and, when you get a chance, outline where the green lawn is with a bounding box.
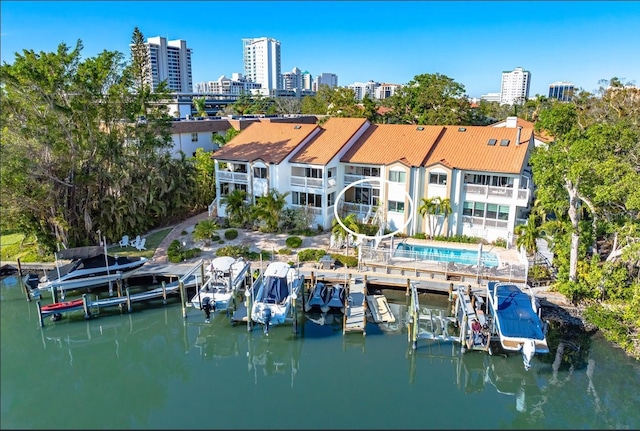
[1,228,173,262]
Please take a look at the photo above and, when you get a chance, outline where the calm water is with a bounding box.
[1,274,639,430]
[395,243,499,267]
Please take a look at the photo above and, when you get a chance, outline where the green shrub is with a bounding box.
[218,239,225,244]
[181,230,188,235]
[285,236,303,248]
[224,229,239,240]
[493,237,507,248]
[331,253,358,268]
[298,248,327,262]
[216,244,250,258]
[432,234,480,244]
[193,219,218,242]
[211,235,221,242]
[412,233,426,240]
[278,248,292,255]
[528,265,550,280]
[167,240,201,262]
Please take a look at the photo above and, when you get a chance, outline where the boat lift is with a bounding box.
[407,282,490,354]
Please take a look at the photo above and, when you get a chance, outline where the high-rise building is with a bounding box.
[374,83,401,100]
[500,67,531,105]
[348,81,379,101]
[135,36,193,93]
[282,67,302,93]
[194,73,261,95]
[301,71,313,91]
[242,37,281,95]
[548,81,575,102]
[313,73,338,91]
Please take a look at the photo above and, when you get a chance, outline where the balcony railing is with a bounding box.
[341,202,371,215]
[344,174,380,187]
[290,176,323,188]
[463,184,529,201]
[218,171,248,183]
[463,216,508,229]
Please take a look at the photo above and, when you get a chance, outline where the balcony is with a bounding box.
[290,176,323,188]
[218,171,248,183]
[341,202,371,215]
[344,174,380,187]
[463,184,529,202]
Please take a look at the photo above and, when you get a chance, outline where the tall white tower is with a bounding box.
[138,36,193,93]
[242,37,281,95]
[500,67,531,105]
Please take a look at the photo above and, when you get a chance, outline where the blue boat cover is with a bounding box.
[494,284,545,340]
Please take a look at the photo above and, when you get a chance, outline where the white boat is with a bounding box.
[27,246,147,297]
[250,261,304,334]
[485,281,549,370]
[190,256,250,312]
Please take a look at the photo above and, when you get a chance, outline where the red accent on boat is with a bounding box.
[41,299,84,312]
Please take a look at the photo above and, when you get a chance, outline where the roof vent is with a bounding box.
[487,138,497,146]
[293,125,302,129]
[500,139,510,146]
[416,126,425,131]
[458,127,466,132]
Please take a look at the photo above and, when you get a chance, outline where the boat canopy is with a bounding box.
[57,246,104,260]
[494,283,545,340]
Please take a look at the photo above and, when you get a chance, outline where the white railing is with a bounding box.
[344,174,380,187]
[218,171,248,183]
[342,202,370,214]
[464,184,529,201]
[208,197,218,218]
[290,176,323,188]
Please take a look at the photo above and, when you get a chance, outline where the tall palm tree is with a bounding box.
[212,127,241,148]
[332,213,360,256]
[221,189,248,228]
[418,197,437,239]
[253,189,289,233]
[515,214,542,257]
[193,97,208,118]
[436,197,452,237]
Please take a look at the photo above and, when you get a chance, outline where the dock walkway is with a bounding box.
[343,277,366,334]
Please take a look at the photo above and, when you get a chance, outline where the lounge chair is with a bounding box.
[135,238,146,251]
[119,235,130,247]
[130,235,141,249]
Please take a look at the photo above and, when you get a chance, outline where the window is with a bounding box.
[327,192,335,207]
[474,202,485,217]
[253,167,267,179]
[389,170,406,183]
[429,173,447,185]
[305,167,322,178]
[388,200,405,213]
[353,187,379,205]
[236,184,247,193]
[191,133,198,142]
[292,192,322,208]
[463,202,473,216]
[355,166,380,177]
[498,205,509,221]
[231,163,247,173]
[220,182,230,196]
[327,168,336,178]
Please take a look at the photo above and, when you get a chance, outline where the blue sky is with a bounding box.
[2,1,639,98]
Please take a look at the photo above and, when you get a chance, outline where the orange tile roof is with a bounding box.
[212,122,318,164]
[491,117,553,143]
[340,124,445,166]
[289,118,369,165]
[425,126,533,174]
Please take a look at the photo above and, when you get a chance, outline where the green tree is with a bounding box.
[514,214,542,256]
[253,189,290,232]
[193,97,208,118]
[384,73,472,125]
[191,148,216,210]
[193,219,218,245]
[418,197,437,239]
[212,127,240,148]
[221,189,249,228]
[331,213,360,256]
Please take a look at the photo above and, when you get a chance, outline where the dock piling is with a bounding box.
[179,280,186,318]
[126,287,132,313]
[161,281,167,305]
[36,300,44,327]
[82,294,91,319]
[18,259,31,302]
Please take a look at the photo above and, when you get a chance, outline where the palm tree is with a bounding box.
[332,213,360,256]
[418,197,437,239]
[221,189,249,228]
[253,189,290,233]
[515,214,542,257]
[193,219,218,246]
[212,127,241,148]
[193,97,208,118]
[436,197,452,237]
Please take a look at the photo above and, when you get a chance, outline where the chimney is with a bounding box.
[506,116,518,128]
[516,126,522,145]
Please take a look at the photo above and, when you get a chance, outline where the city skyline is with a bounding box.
[2,1,639,98]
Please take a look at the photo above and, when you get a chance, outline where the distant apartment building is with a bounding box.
[194,73,261,94]
[348,81,380,101]
[374,83,401,100]
[282,67,303,93]
[134,36,193,93]
[243,37,281,95]
[301,71,313,91]
[500,67,531,105]
[313,73,338,91]
[480,92,501,103]
[548,81,575,102]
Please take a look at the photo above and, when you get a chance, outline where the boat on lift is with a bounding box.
[190,256,250,312]
[326,283,346,313]
[304,281,331,313]
[250,261,304,334]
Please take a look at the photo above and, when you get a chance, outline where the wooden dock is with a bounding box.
[343,277,366,335]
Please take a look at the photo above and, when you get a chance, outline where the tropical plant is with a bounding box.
[331,213,360,256]
[193,97,208,118]
[419,197,453,239]
[192,219,218,245]
[253,189,290,233]
[221,189,249,228]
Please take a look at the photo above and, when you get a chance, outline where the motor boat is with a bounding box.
[190,256,250,312]
[485,281,549,370]
[27,246,147,297]
[250,261,304,334]
[304,281,331,313]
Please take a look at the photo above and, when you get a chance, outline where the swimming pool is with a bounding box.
[394,243,499,267]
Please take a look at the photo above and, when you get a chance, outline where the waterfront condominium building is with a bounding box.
[348,81,380,101]
[500,67,531,105]
[548,81,575,102]
[243,37,281,95]
[313,73,338,91]
[137,36,193,93]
